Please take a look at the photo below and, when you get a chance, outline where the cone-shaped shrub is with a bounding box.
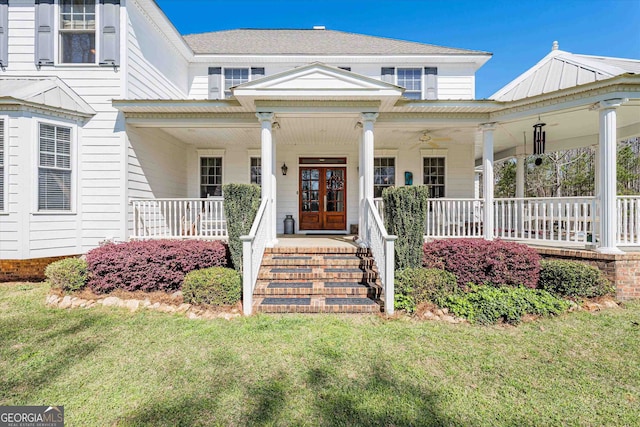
[86,239,227,293]
[382,185,429,270]
[423,238,540,289]
[223,183,261,273]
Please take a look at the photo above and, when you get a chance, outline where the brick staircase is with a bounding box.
[253,246,384,313]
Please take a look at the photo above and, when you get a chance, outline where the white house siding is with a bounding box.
[1,1,124,258]
[127,1,188,99]
[188,62,477,100]
[0,113,24,258]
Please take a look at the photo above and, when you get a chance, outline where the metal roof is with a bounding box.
[491,43,640,102]
[183,29,490,56]
[0,77,95,117]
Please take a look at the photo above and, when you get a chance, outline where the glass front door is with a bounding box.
[299,167,347,230]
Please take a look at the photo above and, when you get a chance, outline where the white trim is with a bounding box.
[0,116,6,213]
[197,148,225,156]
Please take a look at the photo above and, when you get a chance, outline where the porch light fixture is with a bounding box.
[281,163,288,176]
[533,118,546,166]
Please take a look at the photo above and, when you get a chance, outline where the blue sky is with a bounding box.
[156,0,640,99]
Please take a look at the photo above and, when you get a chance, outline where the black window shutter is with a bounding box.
[250,67,265,79]
[381,67,395,83]
[208,67,222,99]
[425,67,438,100]
[99,0,120,67]
[35,0,55,67]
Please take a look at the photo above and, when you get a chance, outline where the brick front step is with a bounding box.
[253,296,382,313]
[254,246,382,314]
[254,281,380,297]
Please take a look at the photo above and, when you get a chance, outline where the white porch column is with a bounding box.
[481,123,496,241]
[361,113,378,243]
[358,123,364,237]
[515,155,525,198]
[257,112,275,245]
[271,121,279,243]
[597,99,625,254]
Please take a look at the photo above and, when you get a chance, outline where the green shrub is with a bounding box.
[439,285,570,325]
[382,186,429,270]
[182,267,242,306]
[45,258,88,293]
[394,268,458,312]
[223,183,261,273]
[539,260,614,298]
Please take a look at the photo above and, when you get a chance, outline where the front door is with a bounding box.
[299,167,347,230]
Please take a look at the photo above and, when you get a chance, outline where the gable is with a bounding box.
[232,63,403,106]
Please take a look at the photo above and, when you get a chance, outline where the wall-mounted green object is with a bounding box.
[404,171,413,185]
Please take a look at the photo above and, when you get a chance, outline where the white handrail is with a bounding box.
[240,198,271,316]
[130,197,226,239]
[365,198,397,315]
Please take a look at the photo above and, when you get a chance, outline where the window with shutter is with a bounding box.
[224,68,249,98]
[38,123,72,211]
[59,0,96,63]
[397,68,422,99]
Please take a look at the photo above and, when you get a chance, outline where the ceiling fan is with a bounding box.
[411,129,452,150]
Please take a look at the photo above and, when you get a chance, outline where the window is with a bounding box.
[224,68,249,98]
[397,68,422,99]
[423,157,445,198]
[250,157,261,185]
[39,123,72,211]
[200,157,222,198]
[0,119,4,211]
[374,157,395,198]
[59,0,96,64]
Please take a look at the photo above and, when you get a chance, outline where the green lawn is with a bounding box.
[1,283,639,426]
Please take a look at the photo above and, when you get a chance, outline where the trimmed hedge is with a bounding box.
[423,239,541,289]
[394,268,458,313]
[45,258,88,293]
[382,185,430,270]
[86,239,227,293]
[539,260,613,298]
[439,285,570,325]
[182,267,241,306]
[223,183,261,273]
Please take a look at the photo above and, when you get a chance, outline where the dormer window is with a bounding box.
[397,68,422,100]
[224,68,249,98]
[59,0,96,63]
[209,67,265,99]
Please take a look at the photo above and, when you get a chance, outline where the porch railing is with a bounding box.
[618,196,640,246]
[130,198,227,239]
[494,197,597,243]
[365,198,396,315]
[240,198,271,316]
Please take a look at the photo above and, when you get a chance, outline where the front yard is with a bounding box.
[1,282,639,426]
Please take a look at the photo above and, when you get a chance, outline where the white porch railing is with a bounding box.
[618,196,640,246]
[240,198,271,316]
[130,198,227,239]
[365,198,397,315]
[494,197,597,243]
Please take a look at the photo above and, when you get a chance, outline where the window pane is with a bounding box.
[374,157,395,198]
[398,68,422,99]
[250,157,261,185]
[224,68,249,97]
[61,33,96,63]
[423,157,445,198]
[200,157,223,197]
[39,123,72,211]
[39,169,71,211]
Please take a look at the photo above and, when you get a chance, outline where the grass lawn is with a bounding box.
[1,282,639,426]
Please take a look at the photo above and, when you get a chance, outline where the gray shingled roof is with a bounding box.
[183,29,489,55]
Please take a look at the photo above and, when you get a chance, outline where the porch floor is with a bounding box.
[274,235,359,249]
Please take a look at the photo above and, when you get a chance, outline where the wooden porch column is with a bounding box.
[597,99,625,254]
[257,112,275,245]
[481,123,496,241]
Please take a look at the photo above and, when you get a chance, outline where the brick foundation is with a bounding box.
[0,256,79,282]
[536,248,640,300]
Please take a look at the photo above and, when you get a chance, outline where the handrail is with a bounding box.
[240,198,270,316]
[365,198,397,315]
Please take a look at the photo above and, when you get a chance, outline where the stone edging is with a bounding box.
[45,293,241,320]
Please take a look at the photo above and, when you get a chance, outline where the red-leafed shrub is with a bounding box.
[86,239,228,293]
[423,239,540,289]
